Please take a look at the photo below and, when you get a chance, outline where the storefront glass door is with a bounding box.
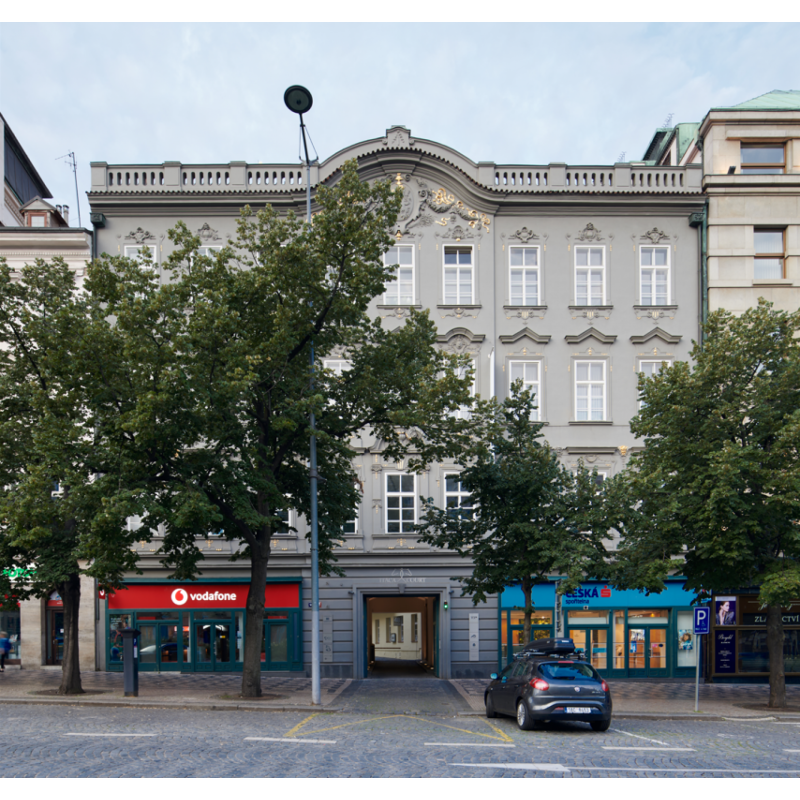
[47,610,64,665]
[194,621,234,671]
[628,627,668,677]
[263,621,289,670]
[568,628,609,673]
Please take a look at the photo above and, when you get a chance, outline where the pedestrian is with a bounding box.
[0,631,9,672]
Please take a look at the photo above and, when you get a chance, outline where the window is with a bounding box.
[273,509,291,536]
[640,246,670,305]
[197,246,222,258]
[412,614,419,643]
[509,246,540,305]
[323,359,350,376]
[385,473,416,533]
[444,473,473,521]
[574,247,605,305]
[575,361,606,421]
[124,244,157,265]
[754,229,785,279]
[508,361,540,420]
[29,213,47,227]
[384,245,415,305]
[394,616,404,643]
[740,143,785,174]
[450,359,475,420]
[443,246,473,305]
[638,359,670,409]
[375,619,380,644]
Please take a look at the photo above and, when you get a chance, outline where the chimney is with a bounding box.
[62,205,70,226]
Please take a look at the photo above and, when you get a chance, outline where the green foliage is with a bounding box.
[416,380,613,631]
[613,300,800,608]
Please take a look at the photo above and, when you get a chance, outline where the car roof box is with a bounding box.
[521,637,576,655]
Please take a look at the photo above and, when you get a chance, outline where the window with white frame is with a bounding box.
[450,359,476,420]
[444,473,473,521]
[638,359,670,409]
[385,473,416,533]
[574,246,605,305]
[640,246,670,305]
[384,245,415,305]
[323,359,350,376]
[443,246,474,305]
[197,245,223,258]
[509,246,540,305]
[509,361,541,421]
[273,508,292,536]
[575,361,606,421]
[124,244,157,265]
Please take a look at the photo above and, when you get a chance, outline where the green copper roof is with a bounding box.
[716,90,800,111]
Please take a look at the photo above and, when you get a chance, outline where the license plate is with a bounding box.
[566,707,593,714]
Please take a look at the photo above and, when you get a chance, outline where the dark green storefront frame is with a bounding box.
[104,578,303,673]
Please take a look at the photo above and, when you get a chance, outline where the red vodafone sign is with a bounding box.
[106,583,299,610]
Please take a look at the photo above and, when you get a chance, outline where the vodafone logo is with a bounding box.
[171,588,189,606]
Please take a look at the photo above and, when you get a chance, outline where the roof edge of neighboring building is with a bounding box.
[1,112,53,200]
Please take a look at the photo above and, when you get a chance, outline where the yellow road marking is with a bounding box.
[482,719,514,742]
[284,713,320,738]
[298,714,507,742]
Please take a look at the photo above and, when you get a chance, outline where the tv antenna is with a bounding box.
[617,151,626,163]
[55,151,81,228]
[662,112,674,128]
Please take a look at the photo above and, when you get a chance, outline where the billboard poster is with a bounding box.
[678,630,694,650]
[715,596,737,626]
[714,629,736,674]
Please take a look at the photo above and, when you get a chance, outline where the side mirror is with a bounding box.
[490,673,498,680]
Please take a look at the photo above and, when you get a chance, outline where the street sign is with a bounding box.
[693,606,710,635]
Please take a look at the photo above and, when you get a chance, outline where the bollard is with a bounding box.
[121,627,141,697]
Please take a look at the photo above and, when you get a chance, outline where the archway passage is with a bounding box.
[366,595,437,678]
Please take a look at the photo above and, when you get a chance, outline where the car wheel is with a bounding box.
[591,719,611,732]
[485,694,497,719]
[516,700,536,731]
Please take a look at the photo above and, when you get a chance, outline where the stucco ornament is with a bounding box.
[398,178,491,237]
[197,222,221,241]
[641,227,669,243]
[509,227,539,243]
[575,223,604,242]
[125,227,155,243]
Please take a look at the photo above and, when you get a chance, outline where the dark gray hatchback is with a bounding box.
[484,646,612,731]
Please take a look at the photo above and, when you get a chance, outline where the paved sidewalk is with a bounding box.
[2,667,800,719]
[451,677,800,718]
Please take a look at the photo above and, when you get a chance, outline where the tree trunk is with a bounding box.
[767,604,786,708]
[57,571,84,695]
[241,541,269,698]
[522,576,532,646]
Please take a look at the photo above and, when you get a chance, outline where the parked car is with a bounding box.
[484,638,612,731]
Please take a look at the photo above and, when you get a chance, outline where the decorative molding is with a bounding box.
[124,227,155,243]
[377,305,419,320]
[618,445,629,457]
[633,305,677,323]
[629,327,682,346]
[568,306,613,321]
[564,328,617,345]
[400,178,491,237]
[437,305,482,320]
[503,306,548,321]
[499,327,552,346]
[434,221,476,241]
[437,328,486,355]
[509,226,538,243]
[640,227,670,244]
[575,223,604,242]
[197,222,221,241]
[382,126,415,149]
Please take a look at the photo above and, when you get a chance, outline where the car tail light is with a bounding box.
[600,680,610,692]
[530,678,549,690]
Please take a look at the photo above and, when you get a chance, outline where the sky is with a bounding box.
[1,20,799,228]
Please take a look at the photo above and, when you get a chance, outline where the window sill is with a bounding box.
[377,304,422,309]
[752,279,793,286]
[633,305,677,312]
[503,305,548,312]
[568,420,614,425]
[436,304,482,310]
[568,305,613,311]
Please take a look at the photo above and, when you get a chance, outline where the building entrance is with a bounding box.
[365,595,438,678]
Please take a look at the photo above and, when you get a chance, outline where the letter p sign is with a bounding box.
[693,606,709,635]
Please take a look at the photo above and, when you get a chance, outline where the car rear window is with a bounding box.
[539,662,596,680]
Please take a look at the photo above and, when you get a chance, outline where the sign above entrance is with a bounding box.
[106,583,300,610]
[501,580,694,610]
[379,568,427,584]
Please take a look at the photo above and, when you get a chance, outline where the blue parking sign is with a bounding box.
[694,606,710,635]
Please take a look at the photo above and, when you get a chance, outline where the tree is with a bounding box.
[0,258,148,694]
[86,160,474,697]
[416,381,613,646]
[614,300,800,708]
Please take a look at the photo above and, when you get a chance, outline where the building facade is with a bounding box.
[88,127,704,680]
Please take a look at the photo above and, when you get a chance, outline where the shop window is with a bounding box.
[109,614,132,663]
[627,609,669,624]
[677,610,698,668]
[567,610,609,625]
[613,610,625,669]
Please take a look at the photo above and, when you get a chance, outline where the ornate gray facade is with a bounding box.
[88,128,704,679]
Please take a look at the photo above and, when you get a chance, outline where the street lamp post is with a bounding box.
[284,85,321,706]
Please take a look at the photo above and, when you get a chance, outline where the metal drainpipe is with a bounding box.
[701,200,708,340]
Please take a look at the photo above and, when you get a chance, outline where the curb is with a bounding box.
[0,697,343,713]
